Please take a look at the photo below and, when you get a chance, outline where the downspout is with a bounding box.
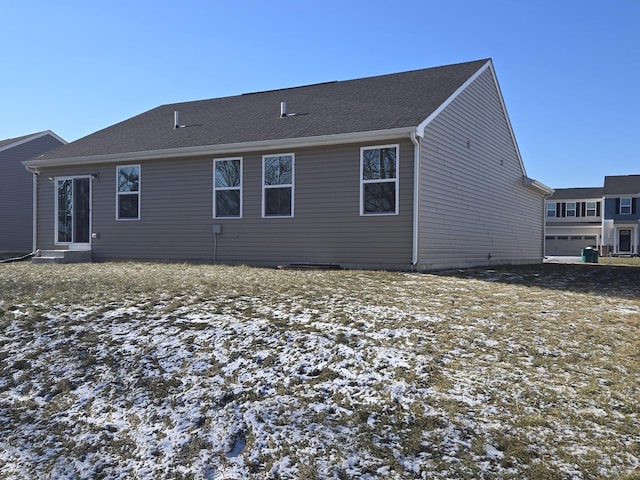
[26,166,39,253]
[410,130,421,270]
[542,192,551,259]
[600,199,605,256]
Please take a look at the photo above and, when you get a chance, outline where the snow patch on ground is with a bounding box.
[1,266,639,478]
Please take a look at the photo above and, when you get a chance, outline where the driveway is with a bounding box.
[544,256,583,264]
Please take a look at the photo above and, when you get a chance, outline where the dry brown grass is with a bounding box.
[1,261,639,479]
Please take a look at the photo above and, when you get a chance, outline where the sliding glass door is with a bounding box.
[56,177,90,247]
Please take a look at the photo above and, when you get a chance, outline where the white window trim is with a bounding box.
[116,164,141,221]
[586,201,597,217]
[620,197,632,215]
[360,144,399,216]
[213,157,243,219]
[262,153,295,218]
[566,202,576,217]
[546,202,556,217]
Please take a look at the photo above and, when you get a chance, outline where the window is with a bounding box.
[214,158,242,218]
[116,165,140,220]
[586,201,597,217]
[361,145,399,215]
[263,154,294,217]
[546,202,557,217]
[566,202,576,217]
[620,197,632,215]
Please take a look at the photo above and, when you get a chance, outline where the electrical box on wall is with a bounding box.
[212,225,222,234]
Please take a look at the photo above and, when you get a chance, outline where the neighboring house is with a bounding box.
[545,175,640,257]
[0,131,66,255]
[601,175,640,255]
[545,187,603,255]
[23,59,551,270]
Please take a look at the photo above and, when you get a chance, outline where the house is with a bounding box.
[601,175,640,255]
[545,187,604,256]
[0,131,66,256]
[544,175,640,257]
[23,59,551,270]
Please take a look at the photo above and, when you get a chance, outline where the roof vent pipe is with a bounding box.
[280,102,287,118]
[174,111,185,129]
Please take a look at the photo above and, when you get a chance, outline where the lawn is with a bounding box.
[598,256,640,267]
[1,262,639,479]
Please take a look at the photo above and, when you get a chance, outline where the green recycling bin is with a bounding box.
[581,247,599,263]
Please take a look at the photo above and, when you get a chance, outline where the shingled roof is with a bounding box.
[603,175,640,196]
[31,59,489,164]
[548,187,604,200]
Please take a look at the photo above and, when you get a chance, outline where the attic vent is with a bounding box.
[174,111,185,129]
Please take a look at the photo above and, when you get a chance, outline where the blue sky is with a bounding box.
[2,1,638,188]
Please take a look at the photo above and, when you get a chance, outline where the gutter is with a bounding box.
[523,176,553,195]
[410,130,422,268]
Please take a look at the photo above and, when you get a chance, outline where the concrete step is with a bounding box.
[32,250,92,264]
[38,250,66,258]
[32,255,65,265]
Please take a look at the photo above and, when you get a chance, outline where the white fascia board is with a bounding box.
[415,60,491,136]
[23,127,416,169]
[524,176,554,195]
[487,61,528,177]
[0,130,66,154]
[416,59,528,177]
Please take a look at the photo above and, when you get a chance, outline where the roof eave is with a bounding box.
[1,130,67,155]
[23,127,416,169]
[524,176,554,195]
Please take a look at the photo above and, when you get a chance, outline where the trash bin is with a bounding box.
[581,247,599,263]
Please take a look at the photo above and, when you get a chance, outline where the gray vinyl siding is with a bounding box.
[417,68,544,270]
[0,134,64,253]
[35,140,415,269]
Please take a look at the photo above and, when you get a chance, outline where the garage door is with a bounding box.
[546,236,597,256]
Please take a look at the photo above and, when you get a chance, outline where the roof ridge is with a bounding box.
[160,58,490,108]
[241,80,338,96]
